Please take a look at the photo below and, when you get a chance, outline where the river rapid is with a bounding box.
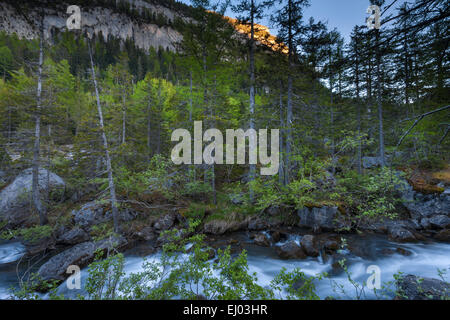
[0,233,449,300]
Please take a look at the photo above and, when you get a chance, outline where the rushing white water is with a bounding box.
[0,241,26,299]
[1,235,449,300]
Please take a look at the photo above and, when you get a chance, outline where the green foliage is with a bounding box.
[1,225,53,243]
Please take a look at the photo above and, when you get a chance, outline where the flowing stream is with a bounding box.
[0,234,449,300]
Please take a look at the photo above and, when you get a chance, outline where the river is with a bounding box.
[0,233,449,300]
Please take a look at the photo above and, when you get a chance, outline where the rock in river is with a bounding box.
[275,241,307,260]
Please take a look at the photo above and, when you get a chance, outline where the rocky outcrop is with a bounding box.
[297,206,347,232]
[0,1,183,52]
[396,274,449,300]
[275,241,307,260]
[401,183,449,221]
[0,168,65,226]
[37,236,127,284]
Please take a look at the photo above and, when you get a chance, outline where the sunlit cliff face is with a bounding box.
[224,16,289,54]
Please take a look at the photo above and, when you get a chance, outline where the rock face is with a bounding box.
[0,1,183,52]
[297,206,345,232]
[0,168,65,226]
[275,241,307,260]
[37,236,127,283]
[401,183,450,220]
[396,274,449,300]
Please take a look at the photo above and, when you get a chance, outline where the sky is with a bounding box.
[178,0,401,43]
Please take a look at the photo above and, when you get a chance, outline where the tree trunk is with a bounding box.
[32,21,46,225]
[376,29,385,166]
[88,39,120,234]
[249,0,256,198]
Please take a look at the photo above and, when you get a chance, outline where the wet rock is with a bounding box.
[330,253,347,275]
[154,213,175,231]
[323,239,340,253]
[254,233,270,247]
[275,241,307,260]
[395,247,413,256]
[396,274,450,300]
[388,225,417,242]
[0,168,65,226]
[269,230,288,243]
[37,236,127,284]
[57,227,90,245]
[434,229,450,242]
[381,247,412,256]
[428,215,450,229]
[300,235,319,257]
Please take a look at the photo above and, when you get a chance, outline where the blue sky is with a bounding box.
[179,0,402,43]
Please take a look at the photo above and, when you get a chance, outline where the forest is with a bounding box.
[0,0,448,301]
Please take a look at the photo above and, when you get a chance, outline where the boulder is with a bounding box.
[362,156,385,169]
[247,218,267,231]
[37,236,127,283]
[0,168,65,226]
[72,202,106,229]
[388,225,417,242]
[203,219,246,235]
[275,241,307,260]
[269,230,288,243]
[154,213,175,231]
[253,233,270,247]
[428,215,450,229]
[396,274,449,300]
[57,227,90,245]
[297,206,345,231]
[434,229,450,242]
[300,235,319,257]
